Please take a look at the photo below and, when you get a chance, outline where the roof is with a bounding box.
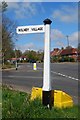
[60,48,77,56]
[51,48,78,57]
[10,58,17,60]
[20,56,27,58]
[51,48,62,56]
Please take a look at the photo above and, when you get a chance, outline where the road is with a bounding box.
[2,63,79,104]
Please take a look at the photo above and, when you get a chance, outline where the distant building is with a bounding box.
[60,48,78,61]
[19,56,27,61]
[51,48,62,57]
[51,48,79,62]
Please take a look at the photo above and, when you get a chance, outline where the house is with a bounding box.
[51,48,78,62]
[77,50,80,62]
[19,56,27,61]
[60,48,78,61]
[9,58,18,64]
[51,48,62,57]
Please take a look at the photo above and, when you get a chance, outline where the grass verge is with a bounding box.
[2,85,79,119]
[2,64,15,69]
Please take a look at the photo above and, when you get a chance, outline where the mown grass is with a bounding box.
[2,63,15,69]
[2,85,79,119]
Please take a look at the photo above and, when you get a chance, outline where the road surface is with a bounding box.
[2,63,79,104]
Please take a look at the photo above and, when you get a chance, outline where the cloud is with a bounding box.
[69,31,79,47]
[7,2,20,9]
[7,2,37,19]
[38,2,45,14]
[16,42,40,52]
[16,43,35,52]
[69,32,78,42]
[51,29,78,48]
[52,5,78,23]
[56,41,65,48]
[51,29,65,41]
[15,31,79,52]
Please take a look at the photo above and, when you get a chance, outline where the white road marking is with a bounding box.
[38,66,79,81]
[3,65,79,81]
[51,71,79,81]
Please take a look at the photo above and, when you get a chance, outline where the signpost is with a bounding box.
[16,25,44,34]
[42,19,52,109]
[16,19,52,108]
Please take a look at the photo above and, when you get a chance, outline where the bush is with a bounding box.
[51,56,59,62]
[59,56,75,62]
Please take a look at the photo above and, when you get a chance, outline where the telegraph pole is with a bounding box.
[66,35,69,47]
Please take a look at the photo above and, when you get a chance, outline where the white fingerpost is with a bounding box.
[42,18,52,109]
[16,19,53,108]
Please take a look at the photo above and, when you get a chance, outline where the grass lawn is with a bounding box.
[2,63,15,69]
[2,85,79,119]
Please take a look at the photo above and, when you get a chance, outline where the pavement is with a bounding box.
[2,62,79,104]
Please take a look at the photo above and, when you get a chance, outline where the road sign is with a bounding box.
[16,19,52,108]
[16,25,45,34]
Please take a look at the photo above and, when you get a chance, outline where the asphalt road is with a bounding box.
[2,63,79,104]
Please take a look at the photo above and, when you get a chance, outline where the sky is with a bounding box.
[2,1,78,52]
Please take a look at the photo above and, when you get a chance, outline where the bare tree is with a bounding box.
[1,1,17,64]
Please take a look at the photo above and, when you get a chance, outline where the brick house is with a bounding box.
[60,48,78,61]
[51,48,62,57]
[51,48,78,62]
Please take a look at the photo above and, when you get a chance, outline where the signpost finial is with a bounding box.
[43,18,52,25]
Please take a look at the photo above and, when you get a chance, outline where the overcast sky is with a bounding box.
[2,1,78,52]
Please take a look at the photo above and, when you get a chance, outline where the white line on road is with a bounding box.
[51,71,79,81]
[3,66,79,81]
[37,67,79,81]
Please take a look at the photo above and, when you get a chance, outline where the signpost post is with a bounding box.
[42,19,52,109]
[16,18,52,108]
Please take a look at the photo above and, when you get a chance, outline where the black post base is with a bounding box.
[16,68,17,70]
[42,90,53,109]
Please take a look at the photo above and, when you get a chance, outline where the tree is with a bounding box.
[61,47,64,50]
[23,50,44,62]
[1,1,17,64]
[15,49,22,58]
[2,1,8,12]
[27,50,37,62]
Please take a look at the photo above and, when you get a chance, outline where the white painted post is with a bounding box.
[33,63,37,70]
[42,18,52,109]
[16,19,52,108]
